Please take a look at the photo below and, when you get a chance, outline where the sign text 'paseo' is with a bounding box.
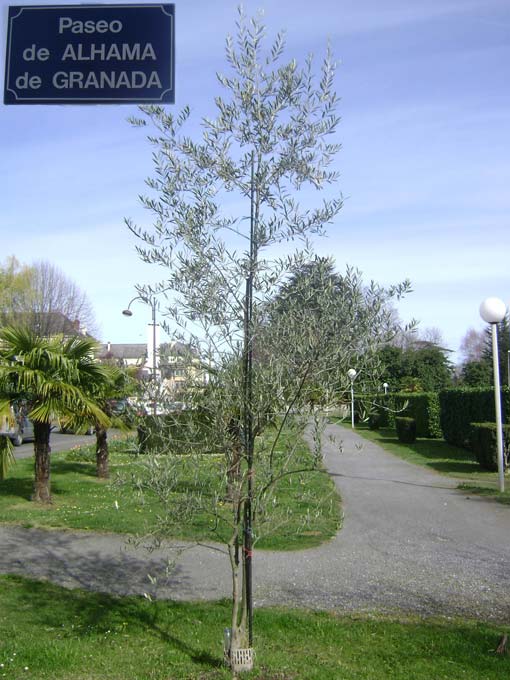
[4,4,175,105]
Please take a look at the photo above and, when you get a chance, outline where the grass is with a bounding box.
[0,575,508,680]
[0,432,340,551]
[457,484,510,505]
[342,423,510,504]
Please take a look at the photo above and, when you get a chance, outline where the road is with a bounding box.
[13,431,97,459]
[2,423,510,621]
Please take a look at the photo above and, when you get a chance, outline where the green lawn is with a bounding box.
[345,424,510,504]
[0,432,340,550]
[0,575,508,680]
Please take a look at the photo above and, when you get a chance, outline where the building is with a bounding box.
[3,311,92,339]
[97,340,206,396]
[97,342,147,370]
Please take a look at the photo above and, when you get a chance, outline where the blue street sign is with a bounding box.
[4,4,175,105]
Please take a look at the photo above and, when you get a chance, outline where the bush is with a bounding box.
[395,417,417,444]
[470,422,510,471]
[65,444,95,462]
[440,388,510,449]
[137,410,215,454]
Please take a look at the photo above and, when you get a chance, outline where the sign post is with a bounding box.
[4,4,175,105]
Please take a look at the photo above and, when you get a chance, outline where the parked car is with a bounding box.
[0,407,35,446]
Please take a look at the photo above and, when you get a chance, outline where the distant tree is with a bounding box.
[460,359,491,387]
[481,316,510,387]
[25,261,97,337]
[408,346,453,392]
[0,328,109,501]
[419,327,445,347]
[265,257,409,401]
[459,327,485,364]
[0,259,97,337]
[456,327,492,387]
[379,344,453,392]
[0,257,33,326]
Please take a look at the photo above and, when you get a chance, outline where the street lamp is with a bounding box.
[122,296,159,415]
[347,368,357,429]
[479,297,507,492]
[383,382,389,395]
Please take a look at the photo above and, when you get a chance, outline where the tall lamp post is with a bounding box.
[347,368,357,429]
[479,297,507,493]
[122,296,159,415]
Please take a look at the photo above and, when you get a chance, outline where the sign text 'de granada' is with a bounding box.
[4,4,175,105]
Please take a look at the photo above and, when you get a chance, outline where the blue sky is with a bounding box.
[1,0,509,360]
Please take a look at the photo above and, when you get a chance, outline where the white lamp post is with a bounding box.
[347,368,357,429]
[383,382,389,395]
[122,295,159,416]
[479,297,507,492]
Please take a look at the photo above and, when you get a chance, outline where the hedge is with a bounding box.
[440,388,510,449]
[470,422,510,471]
[361,392,441,438]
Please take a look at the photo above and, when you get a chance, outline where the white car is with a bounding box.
[0,410,35,446]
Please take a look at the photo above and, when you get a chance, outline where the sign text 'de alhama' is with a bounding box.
[4,4,175,105]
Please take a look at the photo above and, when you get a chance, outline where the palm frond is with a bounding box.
[0,435,15,481]
[0,329,112,428]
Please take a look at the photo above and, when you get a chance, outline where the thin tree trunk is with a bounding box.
[226,419,242,501]
[32,421,52,503]
[95,424,109,479]
[228,524,248,653]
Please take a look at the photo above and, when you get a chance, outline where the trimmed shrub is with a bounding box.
[440,388,510,449]
[359,392,441,438]
[470,422,510,471]
[395,417,417,444]
[396,392,441,438]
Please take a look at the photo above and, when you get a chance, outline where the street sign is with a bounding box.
[4,4,175,105]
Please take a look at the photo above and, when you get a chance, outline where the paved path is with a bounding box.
[1,423,509,620]
[13,432,98,459]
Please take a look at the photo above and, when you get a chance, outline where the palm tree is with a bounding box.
[0,327,110,502]
[90,365,135,479]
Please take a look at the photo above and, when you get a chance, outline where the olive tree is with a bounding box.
[126,9,410,673]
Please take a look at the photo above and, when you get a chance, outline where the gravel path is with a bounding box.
[2,423,509,620]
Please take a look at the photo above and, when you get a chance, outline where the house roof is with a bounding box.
[97,343,147,361]
[97,341,199,363]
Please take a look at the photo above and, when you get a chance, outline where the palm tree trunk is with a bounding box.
[95,424,109,479]
[32,421,52,503]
